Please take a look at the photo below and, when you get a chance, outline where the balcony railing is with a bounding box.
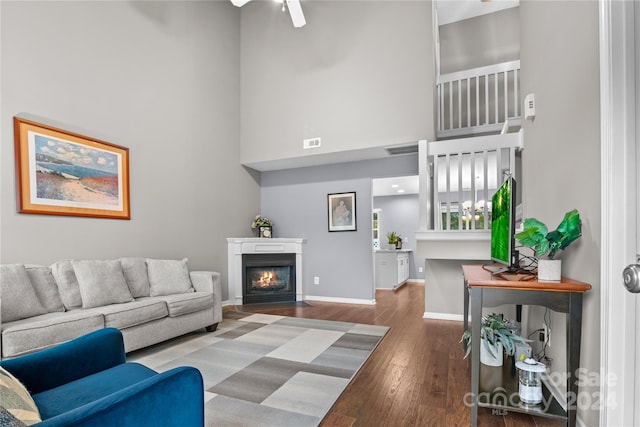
[437,60,521,139]
[418,130,523,233]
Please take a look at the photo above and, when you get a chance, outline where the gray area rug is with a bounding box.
[131,311,388,426]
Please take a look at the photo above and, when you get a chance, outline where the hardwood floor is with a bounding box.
[235,283,564,427]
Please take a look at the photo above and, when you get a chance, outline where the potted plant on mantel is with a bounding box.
[251,215,273,238]
[515,209,582,282]
[461,313,528,367]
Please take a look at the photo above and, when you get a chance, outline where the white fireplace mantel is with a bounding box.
[226,238,305,305]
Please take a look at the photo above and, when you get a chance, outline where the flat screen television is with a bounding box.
[490,175,518,274]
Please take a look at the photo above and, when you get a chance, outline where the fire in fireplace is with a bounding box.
[242,253,296,304]
[252,269,287,291]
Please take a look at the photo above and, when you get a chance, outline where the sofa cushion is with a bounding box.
[32,362,156,420]
[86,299,168,330]
[156,292,214,317]
[146,258,194,297]
[0,264,47,323]
[25,266,65,313]
[1,312,104,359]
[0,366,42,425]
[50,260,82,309]
[120,257,151,298]
[72,260,133,309]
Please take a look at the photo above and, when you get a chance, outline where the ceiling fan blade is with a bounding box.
[230,0,252,7]
[285,0,306,28]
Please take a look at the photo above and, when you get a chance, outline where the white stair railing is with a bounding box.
[437,60,521,139]
[418,131,523,232]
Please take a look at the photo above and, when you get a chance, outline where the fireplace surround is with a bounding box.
[227,238,304,305]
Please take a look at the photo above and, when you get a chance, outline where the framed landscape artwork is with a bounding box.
[328,192,356,232]
[13,117,131,219]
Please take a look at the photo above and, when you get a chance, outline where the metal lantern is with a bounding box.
[516,358,546,405]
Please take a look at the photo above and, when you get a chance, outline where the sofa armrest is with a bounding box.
[37,366,204,427]
[189,271,220,294]
[190,271,222,324]
[1,328,125,394]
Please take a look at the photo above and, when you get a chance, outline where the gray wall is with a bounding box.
[240,0,434,169]
[0,1,257,302]
[520,1,601,425]
[439,7,520,74]
[373,194,422,280]
[260,155,418,301]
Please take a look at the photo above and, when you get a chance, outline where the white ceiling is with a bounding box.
[372,176,420,197]
[436,0,519,26]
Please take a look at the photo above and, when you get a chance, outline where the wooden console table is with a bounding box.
[462,264,591,427]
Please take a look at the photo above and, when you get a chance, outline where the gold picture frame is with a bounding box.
[14,117,130,219]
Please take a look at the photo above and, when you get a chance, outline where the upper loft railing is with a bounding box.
[437,60,521,140]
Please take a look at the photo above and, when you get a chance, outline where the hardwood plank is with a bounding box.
[238,283,548,426]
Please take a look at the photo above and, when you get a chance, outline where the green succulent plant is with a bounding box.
[387,231,399,244]
[460,313,527,359]
[515,209,582,259]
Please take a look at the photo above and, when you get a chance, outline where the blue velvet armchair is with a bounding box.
[0,328,204,426]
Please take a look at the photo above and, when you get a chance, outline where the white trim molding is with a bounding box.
[304,295,376,306]
[599,1,638,425]
[423,312,467,322]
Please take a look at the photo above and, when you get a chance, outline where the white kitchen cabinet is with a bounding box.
[375,250,411,289]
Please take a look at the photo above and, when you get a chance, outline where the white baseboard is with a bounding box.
[222,300,234,307]
[423,312,470,322]
[304,295,376,305]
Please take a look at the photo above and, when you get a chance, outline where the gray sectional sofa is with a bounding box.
[0,258,222,359]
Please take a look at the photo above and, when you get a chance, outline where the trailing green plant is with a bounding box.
[460,313,528,359]
[515,209,582,259]
[387,231,399,244]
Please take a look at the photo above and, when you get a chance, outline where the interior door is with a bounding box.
[634,1,640,420]
[629,2,639,422]
[635,3,640,422]
[600,1,639,425]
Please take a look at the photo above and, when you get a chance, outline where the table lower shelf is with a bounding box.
[477,360,567,421]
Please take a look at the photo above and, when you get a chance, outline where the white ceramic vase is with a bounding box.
[538,259,562,282]
[480,339,503,367]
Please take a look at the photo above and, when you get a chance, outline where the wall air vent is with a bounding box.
[303,137,321,149]
[385,143,419,156]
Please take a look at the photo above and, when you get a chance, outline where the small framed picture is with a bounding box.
[328,192,356,232]
[259,226,272,238]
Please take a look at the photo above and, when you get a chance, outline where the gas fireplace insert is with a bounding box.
[242,253,296,304]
